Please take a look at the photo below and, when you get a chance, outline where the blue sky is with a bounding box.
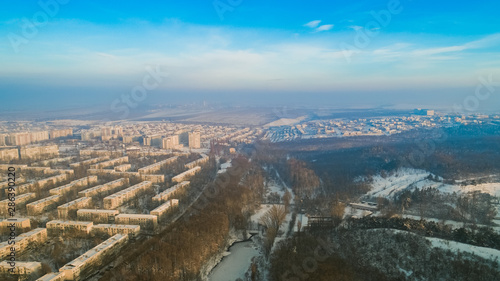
[1,0,499,111]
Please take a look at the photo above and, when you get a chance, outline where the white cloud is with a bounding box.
[304,20,321,28]
[348,25,363,31]
[316,24,334,32]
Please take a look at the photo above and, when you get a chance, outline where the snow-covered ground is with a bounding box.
[366,168,500,199]
[369,229,500,266]
[217,160,232,174]
[427,237,500,265]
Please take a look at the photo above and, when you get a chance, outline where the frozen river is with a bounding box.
[208,238,260,281]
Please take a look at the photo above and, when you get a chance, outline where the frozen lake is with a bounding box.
[208,238,260,281]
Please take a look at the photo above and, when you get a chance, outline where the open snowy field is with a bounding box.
[365,168,500,199]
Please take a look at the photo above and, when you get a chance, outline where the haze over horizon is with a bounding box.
[1,0,500,114]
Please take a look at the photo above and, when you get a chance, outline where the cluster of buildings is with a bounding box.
[263,112,500,142]
[0,129,72,147]
[0,122,226,280]
[103,181,153,209]
[0,144,59,161]
[172,166,201,183]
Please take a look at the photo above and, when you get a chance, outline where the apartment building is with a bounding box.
[171,166,201,183]
[0,193,35,215]
[91,224,140,238]
[89,156,128,169]
[115,214,158,231]
[57,197,92,219]
[0,148,19,161]
[58,234,128,280]
[138,156,178,174]
[77,209,119,224]
[26,195,62,216]
[152,181,189,203]
[150,199,179,217]
[0,261,42,276]
[184,154,209,169]
[46,220,93,236]
[78,178,129,198]
[49,176,98,195]
[0,228,47,259]
[103,181,152,209]
[19,145,59,160]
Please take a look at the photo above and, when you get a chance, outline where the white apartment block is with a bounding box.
[0,228,47,259]
[171,166,201,183]
[0,261,42,276]
[58,197,92,219]
[153,181,189,203]
[12,173,68,195]
[115,214,158,231]
[150,199,179,217]
[69,156,110,168]
[161,135,179,149]
[114,164,132,172]
[184,154,209,169]
[77,209,119,224]
[26,195,62,216]
[46,220,93,236]
[92,224,140,238]
[188,131,201,148]
[89,156,129,169]
[0,148,19,161]
[49,176,98,195]
[103,181,152,209]
[19,144,59,160]
[33,156,74,166]
[49,129,73,139]
[0,218,31,231]
[138,156,178,174]
[58,234,128,281]
[78,178,129,198]
[0,193,35,215]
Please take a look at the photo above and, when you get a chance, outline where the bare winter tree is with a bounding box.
[260,205,287,231]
